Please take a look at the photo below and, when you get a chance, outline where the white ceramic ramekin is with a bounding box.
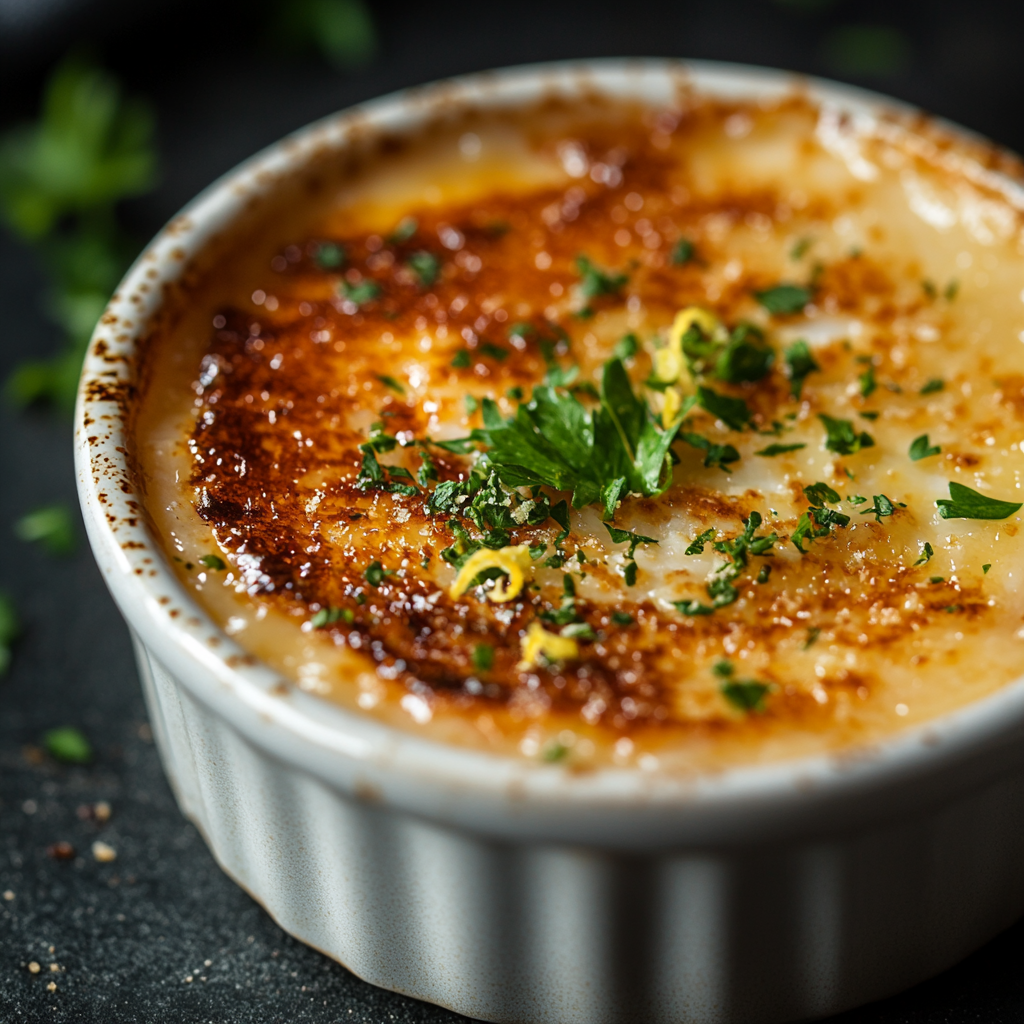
[75,60,1024,1023]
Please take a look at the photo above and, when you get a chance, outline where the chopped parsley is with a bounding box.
[913,542,934,566]
[388,217,417,244]
[909,434,941,460]
[311,606,353,628]
[670,238,696,264]
[819,414,875,455]
[464,395,478,415]
[860,411,880,421]
[477,357,682,518]
[471,643,494,672]
[604,524,659,559]
[714,324,774,384]
[614,333,639,360]
[803,627,821,650]
[696,386,751,431]
[680,432,741,471]
[42,726,93,765]
[623,561,638,586]
[755,442,806,457]
[479,342,509,361]
[313,241,345,269]
[859,494,905,522]
[790,237,812,260]
[920,378,945,395]
[784,340,820,398]
[791,482,851,553]
[754,283,812,315]
[14,504,76,555]
[198,554,226,570]
[685,528,716,555]
[575,255,628,300]
[377,374,405,394]
[365,561,387,587]
[945,280,959,300]
[983,563,992,573]
[407,250,440,287]
[611,611,634,626]
[858,365,877,398]
[451,349,471,368]
[936,482,1023,520]
[0,593,18,675]
[340,278,381,304]
[721,680,771,713]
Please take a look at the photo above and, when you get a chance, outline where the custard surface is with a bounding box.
[135,95,1024,771]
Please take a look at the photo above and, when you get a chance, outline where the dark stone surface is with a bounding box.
[1,1,1023,1020]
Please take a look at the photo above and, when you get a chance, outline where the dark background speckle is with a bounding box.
[1,0,1023,1020]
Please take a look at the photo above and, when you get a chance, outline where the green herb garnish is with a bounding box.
[14,504,76,555]
[914,542,934,566]
[858,365,877,398]
[755,442,806,457]
[604,524,659,559]
[936,482,1023,520]
[340,279,381,304]
[696,386,751,431]
[685,528,716,555]
[721,680,771,713]
[680,432,741,471]
[611,611,633,626]
[859,494,905,522]
[784,340,820,398]
[0,593,18,675]
[199,554,226,570]
[803,627,821,650]
[451,349,471,369]
[575,255,628,300]
[388,216,417,244]
[790,237,812,260]
[909,434,940,461]
[983,563,991,573]
[407,250,439,287]
[920,378,944,395]
[819,414,874,456]
[313,241,345,269]
[43,726,93,764]
[791,482,851,552]
[754,283,812,315]
[472,643,494,672]
[311,606,353,628]
[479,342,509,361]
[614,333,639,360]
[670,238,695,264]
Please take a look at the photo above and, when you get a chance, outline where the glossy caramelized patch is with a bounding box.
[140,96,1024,768]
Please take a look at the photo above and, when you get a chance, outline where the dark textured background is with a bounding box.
[1,1,1023,1020]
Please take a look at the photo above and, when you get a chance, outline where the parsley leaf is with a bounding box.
[784,340,819,398]
[909,434,940,460]
[819,414,874,455]
[340,279,381,304]
[685,528,716,555]
[755,442,806,457]
[198,554,226,570]
[0,592,18,675]
[859,365,877,398]
[451,349,471,368]
[670,238,695,264]
[721,680,771,713]
[42,726,93,764]
[477,357,681,516]
[407,250,439,287]
[680,432,741,471]
[696,386,751,431]
[14,503,76,555]
[471,643,494,672]
[920,378,944,395]
[791,482,850,552]
[754,283,812,315]
[714,324,774,384]
[387,216,417,243]
[859,494,905,522]
[604,524,659,559]
[936,482,1023,520]
[313,241,345,269]
[614,333,639,360]
[575,255,628,300]
[914,542,934,566]
[479,342,509,361]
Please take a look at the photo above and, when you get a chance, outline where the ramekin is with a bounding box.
[76,59,1024,1023]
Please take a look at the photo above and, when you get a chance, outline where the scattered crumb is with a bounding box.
[22,745,45,765]
[47,841,75,861]
[3,890,13,901]
[94,801,112,822]
[22,799,37,815]
[47,981,57,993]
[204,959,212,967]
[137,722,153,742]
[28,962,40,974]
[91,841,117,863]
[50,964,59,973]
[184,975,193,984]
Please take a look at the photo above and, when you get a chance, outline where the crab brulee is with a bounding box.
[134,92,1024,771]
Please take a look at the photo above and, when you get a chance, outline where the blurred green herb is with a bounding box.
[0,592,19,675]
[820,25,912,78]
[14,503,76,555]
[272,0,378,71]
[0,55,157,411]
[43,725,93,764]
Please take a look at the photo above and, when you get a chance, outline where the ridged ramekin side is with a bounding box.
[132,635,1024,1024]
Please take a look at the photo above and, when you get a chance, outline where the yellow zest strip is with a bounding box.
[449,544,533,603]
[518,621,580,669]
[653,306,722,386]
[661,385,683,427]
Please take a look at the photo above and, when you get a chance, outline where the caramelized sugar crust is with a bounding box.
[141,96,1024,763]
